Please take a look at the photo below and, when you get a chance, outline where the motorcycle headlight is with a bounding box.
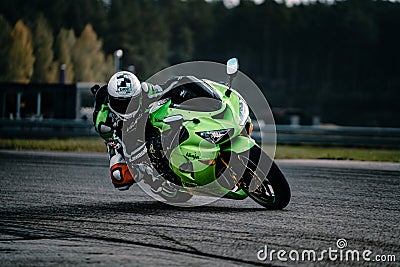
[238,97,249,126]
[196,128,234,144]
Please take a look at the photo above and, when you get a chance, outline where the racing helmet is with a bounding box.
[107,71,142,120]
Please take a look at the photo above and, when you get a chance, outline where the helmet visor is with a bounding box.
[109,95,140,115]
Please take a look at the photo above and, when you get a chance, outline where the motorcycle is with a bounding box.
[124,58,291,209]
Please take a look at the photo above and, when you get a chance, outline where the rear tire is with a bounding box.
[235,145,291,209]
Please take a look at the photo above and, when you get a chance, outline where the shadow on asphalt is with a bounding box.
[91,201,271,213]
[2,201,289,221]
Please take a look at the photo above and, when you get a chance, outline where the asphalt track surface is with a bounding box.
[0,150,399,266]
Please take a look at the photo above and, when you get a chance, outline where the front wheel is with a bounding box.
[235,145,291,209]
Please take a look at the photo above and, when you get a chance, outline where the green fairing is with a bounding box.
[150,99,171,129]
[148,79,255,200]
[222,136,256,154]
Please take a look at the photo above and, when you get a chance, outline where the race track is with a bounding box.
[0,150,399,266]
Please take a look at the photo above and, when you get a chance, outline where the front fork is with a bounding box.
[218,135,256,189]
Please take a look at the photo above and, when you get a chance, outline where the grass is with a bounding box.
[0,138,399,162]
[0,138,106,153]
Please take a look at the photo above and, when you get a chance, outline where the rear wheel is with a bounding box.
[234,145,291,209]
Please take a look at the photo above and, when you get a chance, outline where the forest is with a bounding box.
[0,0,399,126]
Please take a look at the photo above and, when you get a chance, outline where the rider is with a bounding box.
[91,71,168,191]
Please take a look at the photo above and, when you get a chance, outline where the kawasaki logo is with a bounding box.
[210,131,225,139]
[186,152,200,160]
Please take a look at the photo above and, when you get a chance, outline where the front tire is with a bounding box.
[236,145,291,209]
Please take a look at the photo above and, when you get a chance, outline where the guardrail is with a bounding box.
[252,125,400,148]
[0,119,96,138]
[1,119,399,148]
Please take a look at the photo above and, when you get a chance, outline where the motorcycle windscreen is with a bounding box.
[160,79,222,112]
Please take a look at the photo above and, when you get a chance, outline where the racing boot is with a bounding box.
[134,163,178,197]
[109,148,136,191]
[135,163,164,193]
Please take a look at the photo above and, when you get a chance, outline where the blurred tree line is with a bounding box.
[0,0,399,126]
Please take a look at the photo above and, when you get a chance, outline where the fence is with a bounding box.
[1,119,399,148]
[253,125,400,148]
[0,119,96,138]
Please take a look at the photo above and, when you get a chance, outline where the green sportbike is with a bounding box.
[128,59,290,209]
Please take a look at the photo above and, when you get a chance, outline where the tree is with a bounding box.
[162,0,194,64]
[8,20,35,83]
[72,24,109,82]
[55,28,76,83]
[0,15,12,82]
[106,0,145,76]
[1,0,399,125]
[32,14,58,83]
[167,25,194,64]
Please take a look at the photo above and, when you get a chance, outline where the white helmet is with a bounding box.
[107,71,142,120]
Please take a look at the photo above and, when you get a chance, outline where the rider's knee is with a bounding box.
[110,163,134,190]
